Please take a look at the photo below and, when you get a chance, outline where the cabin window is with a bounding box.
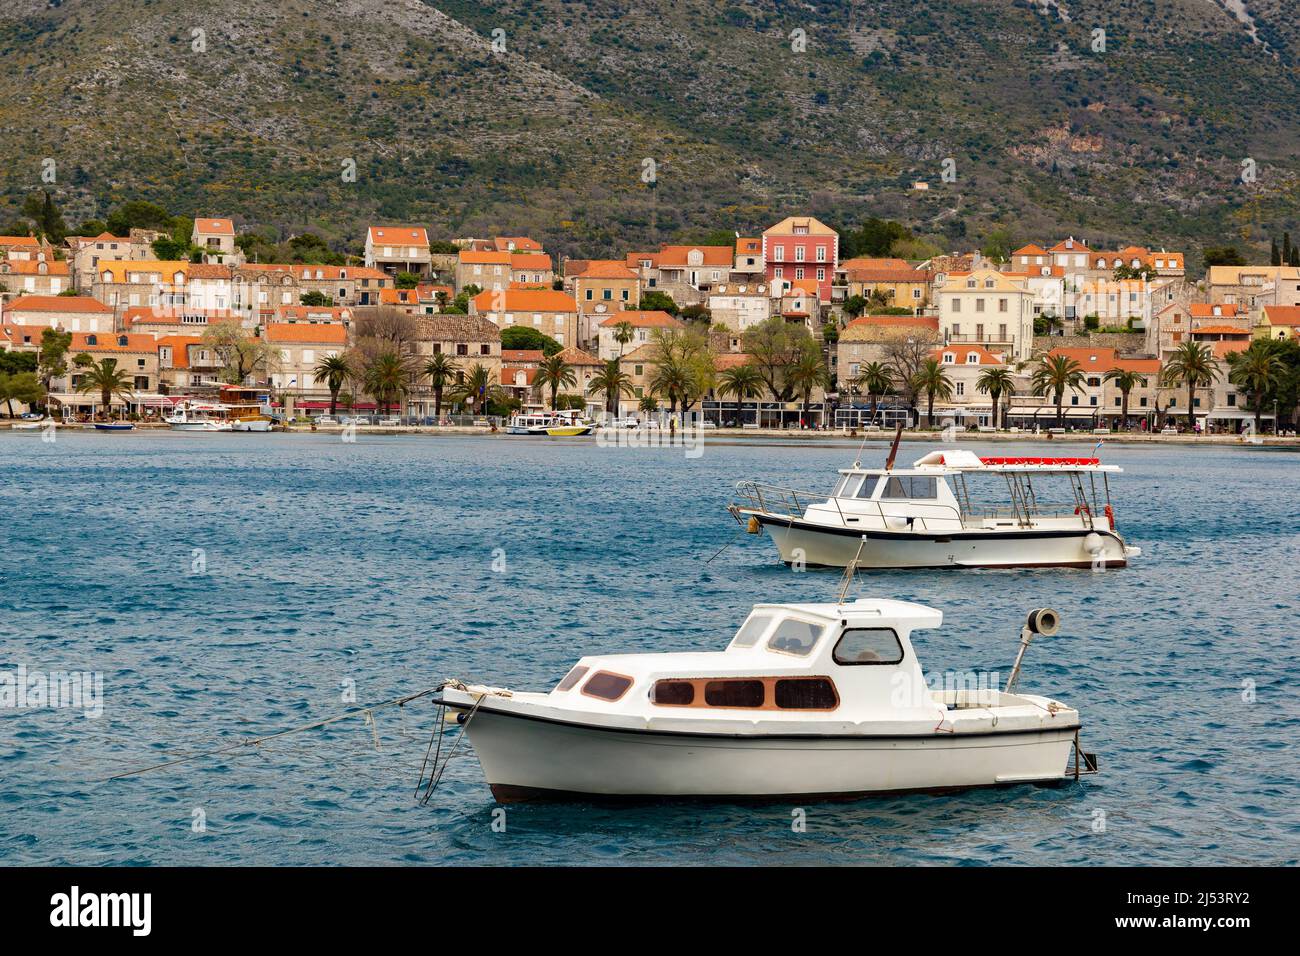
[833,628,904,665]
[731,613,773,648]
[774,678,839,710]
[651,680,695,706]
[833,475,865,498]
[555,665,588,692]
[766,619,825,657]
[880,476,937,499]
[704,679,765,708]
[582,671,633,701]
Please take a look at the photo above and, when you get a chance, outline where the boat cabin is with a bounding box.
[740,449,1123,534]
[549,599,948,725]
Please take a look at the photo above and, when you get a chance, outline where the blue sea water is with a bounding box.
[0,430,1297,866]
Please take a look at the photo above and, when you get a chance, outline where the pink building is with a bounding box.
[762,216,839,303]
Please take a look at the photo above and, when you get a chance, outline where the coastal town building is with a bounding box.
[456,250,512,294]
[500,349,544,408]
[706,282,773,331]
[469,287,580,349]
[155,335,224,392]
[0,295,114,333]
[836,314,941,386]
[1256,304,1300,341]
[571,261,641,346]
[263,322,348,399]
[595,310,682,361]
[191,218,244,265]
[935,268,1035,361]
[365,226,432,277]
[762,216,838,303]
[841,259,932,311]
[66,230,163,291]
[0,251,71,298]
[1208,265,1300,310]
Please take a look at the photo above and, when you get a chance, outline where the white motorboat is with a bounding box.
[434,600,1094,802]
[505,411,594,436]
[165,401,232,431]
[729,448,1139,569]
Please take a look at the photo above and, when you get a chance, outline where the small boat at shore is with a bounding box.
[93,422,135,431]
[505,411,594,436]
[166,402,232,431]
[729,434,1138,569]
[434,599,1093,802]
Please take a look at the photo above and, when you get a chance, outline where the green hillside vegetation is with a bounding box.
[0,0,1296,266]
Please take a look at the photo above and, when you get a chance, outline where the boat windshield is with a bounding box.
[730,613,773,648]
[766,618,826,657]
[832,474,874,498]
[881,476,938,499]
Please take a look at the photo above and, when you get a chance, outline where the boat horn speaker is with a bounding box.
[1026,607,1060,636]
[1006,608,1061,693]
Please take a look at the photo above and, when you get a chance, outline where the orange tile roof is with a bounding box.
[369,226,429,245]
[379,288,420,305]
[932,345,1005,366]
[736,238,761,255]
[154,335,205,369]
[0,236,41,246]
[598,310,681,329]
[471,289,577,313]
[194,218,234,235]
[1048,238,1091,253]
[1,259,70,275]
[1191,325,1252,336]
[1012,244,1048,257]
[713,352,753,370]
[187,263,233,279]
[275,305,352,322]
[262,323,348,344]
[555,345,602,366]
[841,257,911,271]
[4,294,111,313]
[493,237,542,252]
[846,266,932,283]
[71,331,157,354]
[656,245,733,267]
[788,278,820,296]
[578,260,638,280]
[459,250,511,265]
[510,253,553,270]
[1047,347,1159,374]
[501,349,545,362]
[1189,303,1242,318]
[1262,305,1300,326]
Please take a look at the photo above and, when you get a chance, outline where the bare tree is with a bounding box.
[879,328,940,409]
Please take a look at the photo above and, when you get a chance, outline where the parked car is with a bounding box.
[316,416,338,425]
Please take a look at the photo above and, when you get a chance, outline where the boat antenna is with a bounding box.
[883,423,904,471]
[850,426,871,469]
[836,536,868,605]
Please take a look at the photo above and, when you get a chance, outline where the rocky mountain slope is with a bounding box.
[1,0,1296,260]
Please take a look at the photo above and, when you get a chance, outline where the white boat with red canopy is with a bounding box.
[729,447,1138,569]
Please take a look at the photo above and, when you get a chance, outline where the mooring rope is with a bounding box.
[103,685,446,782]
[416,693,485,806]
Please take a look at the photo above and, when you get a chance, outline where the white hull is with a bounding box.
[457,706,1077,801]
[168,421,232,432]
[751,514,1131,569]
[230,419,272,432]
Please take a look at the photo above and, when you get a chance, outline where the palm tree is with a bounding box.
[976,366,1016,430]
[589,358,634,417]
[911,358,954,428]
[718,363,763,426]
[1162,341,1218,432]
[313,353,352,416]
[853,361,895,427]
[637,395,658,416]
[1028,352,1085,428]
[648,354,693,420]
[451,362,500,415]
[363,352,413,415]
[787,346,828,427]
[423,352,459,420]
[73,354,135,419]
[1227,341,1285,435]
[535,354,577,411]
[612,320,635,360]
[1102,367,1146,430]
